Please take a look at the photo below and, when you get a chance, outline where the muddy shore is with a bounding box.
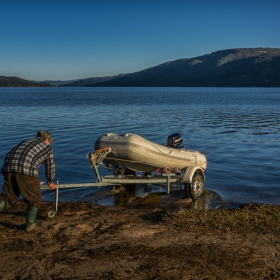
[1,189,280,280]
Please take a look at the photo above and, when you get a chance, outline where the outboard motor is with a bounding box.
[167,133,183,148]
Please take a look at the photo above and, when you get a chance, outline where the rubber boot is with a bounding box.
[0,200,5,213]
[25,205,38,232]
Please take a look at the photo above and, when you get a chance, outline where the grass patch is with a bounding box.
[163,204,280,235]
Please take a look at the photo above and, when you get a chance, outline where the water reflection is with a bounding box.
[191,190,224,209]
[41,181,238,210]
[77,183,228,210]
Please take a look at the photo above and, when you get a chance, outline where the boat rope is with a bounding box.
[105,157,142,164]
[88,147,115,166]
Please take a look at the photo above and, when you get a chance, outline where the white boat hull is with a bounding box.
[94,133,207,173]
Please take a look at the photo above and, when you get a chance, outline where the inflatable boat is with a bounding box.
[94,133,207,173]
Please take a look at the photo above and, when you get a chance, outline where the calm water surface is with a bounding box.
[0,87,280,208]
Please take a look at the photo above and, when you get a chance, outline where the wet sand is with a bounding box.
[1,189,280,279]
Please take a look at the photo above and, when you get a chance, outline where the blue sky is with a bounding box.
[1,0,280,81]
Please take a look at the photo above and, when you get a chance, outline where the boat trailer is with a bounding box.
[41,147,205,218]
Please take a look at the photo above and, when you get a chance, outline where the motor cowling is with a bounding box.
[167,133,183,148]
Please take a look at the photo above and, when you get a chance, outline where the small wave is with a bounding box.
[250,132,270,135]
[216,130,238,134]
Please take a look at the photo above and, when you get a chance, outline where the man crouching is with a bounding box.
[0,130,56,231]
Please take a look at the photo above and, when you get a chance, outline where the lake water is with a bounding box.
[0,87,280,209]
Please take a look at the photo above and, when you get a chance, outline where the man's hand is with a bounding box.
[48,183,56,190]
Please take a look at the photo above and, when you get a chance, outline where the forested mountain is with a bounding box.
[60,48,280,87]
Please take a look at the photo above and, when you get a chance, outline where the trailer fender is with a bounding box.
[182,166,205,183]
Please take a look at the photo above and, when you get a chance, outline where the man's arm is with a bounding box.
[45,150,56,189]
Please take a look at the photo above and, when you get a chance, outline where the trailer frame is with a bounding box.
[41,147,205,218]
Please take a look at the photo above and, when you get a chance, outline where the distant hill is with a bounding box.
[60,47,280,87]
[2,48,280,87]
[58,74,126,87]
[31,79,81,86]
[0,76,54,87]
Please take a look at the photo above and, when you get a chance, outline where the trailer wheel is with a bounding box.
[185,172,204,200]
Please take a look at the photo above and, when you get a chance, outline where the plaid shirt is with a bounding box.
[1,137,55,184]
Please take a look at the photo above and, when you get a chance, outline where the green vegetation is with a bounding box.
[163,204,280,235]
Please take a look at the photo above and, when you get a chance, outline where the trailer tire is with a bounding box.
[185,172,204,200]
[189,172,204,200]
